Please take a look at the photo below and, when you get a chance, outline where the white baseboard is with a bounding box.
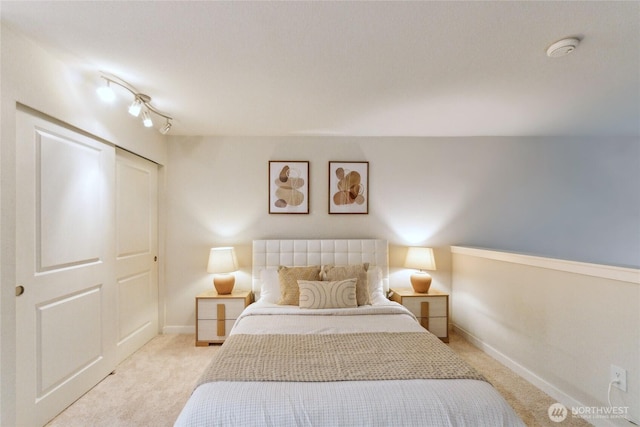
[452,324,622,427]
[162,325,194,334]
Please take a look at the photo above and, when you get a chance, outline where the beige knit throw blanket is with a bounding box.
[196,332,486,388]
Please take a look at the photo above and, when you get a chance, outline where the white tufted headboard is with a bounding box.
[252,239,389,297]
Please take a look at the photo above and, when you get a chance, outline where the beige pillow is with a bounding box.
[277,265,321,305]
[298,279,357,309]
[321,263,370,306]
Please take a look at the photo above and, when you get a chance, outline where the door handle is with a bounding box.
[15,285,25,296]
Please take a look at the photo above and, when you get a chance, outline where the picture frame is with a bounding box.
[269,161,310,214]
[328,161,369,214]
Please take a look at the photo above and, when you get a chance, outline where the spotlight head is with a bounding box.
[128,98,143,117]
[142,110,153,128]
[97,81,116,102]
[160,121,172,135]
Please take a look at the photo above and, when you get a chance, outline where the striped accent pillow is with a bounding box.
[298,279,357,309]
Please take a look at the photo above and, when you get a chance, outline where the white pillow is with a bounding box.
[368,267,385,302]
[298,279,357,309]
[259,268,280,303]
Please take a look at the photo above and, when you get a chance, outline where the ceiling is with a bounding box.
[2,1,639,137]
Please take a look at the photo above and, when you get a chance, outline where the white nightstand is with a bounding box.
[389,288,449,342]
[195,289,253,346]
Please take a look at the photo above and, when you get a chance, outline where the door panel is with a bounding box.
[116,156,152,257]
[117,272,151,340]
[16,111,117,426]
[37,131,103,271]
[38,285,103,395]
[115,148,158,363]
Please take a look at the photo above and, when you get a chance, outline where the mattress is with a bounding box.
[174,300,525,426]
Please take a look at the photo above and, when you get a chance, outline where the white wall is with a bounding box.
[163,135,639,331]
[0,24,167,425]
[451,247,639,426]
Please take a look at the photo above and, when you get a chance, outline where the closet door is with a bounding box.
[115,148,158,363]
[15,110,117,426]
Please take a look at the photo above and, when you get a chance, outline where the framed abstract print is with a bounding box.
[328,161,368,214]
[269,161,310,214]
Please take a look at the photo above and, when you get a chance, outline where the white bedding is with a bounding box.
[175,301,525,426]
[230,299,424,335]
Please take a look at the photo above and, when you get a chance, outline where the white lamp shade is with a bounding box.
[207,247,238,274]
[404,247,436,271]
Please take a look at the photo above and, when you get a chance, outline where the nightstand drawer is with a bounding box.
[197,319,235,341]
[198,298,245,319]
[426,317,447,338]
[403,297,446,317]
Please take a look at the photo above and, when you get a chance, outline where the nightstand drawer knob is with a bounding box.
[217,304,225,336]
[420,301,430,330]
[420,301,429,319]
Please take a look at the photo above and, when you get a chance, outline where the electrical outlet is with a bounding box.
[610,365,627,392]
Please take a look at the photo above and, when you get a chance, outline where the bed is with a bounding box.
[175,239,524,426]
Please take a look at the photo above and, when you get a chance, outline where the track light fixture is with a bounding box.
[97,72,173,134]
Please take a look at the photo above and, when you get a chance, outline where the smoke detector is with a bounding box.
[546,37,580,58]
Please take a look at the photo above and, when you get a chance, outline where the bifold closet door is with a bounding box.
[15,109,118,427]
[115,148,159,363]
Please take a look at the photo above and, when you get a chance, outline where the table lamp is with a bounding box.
[207,247,238,294]
[404,247,437,293]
